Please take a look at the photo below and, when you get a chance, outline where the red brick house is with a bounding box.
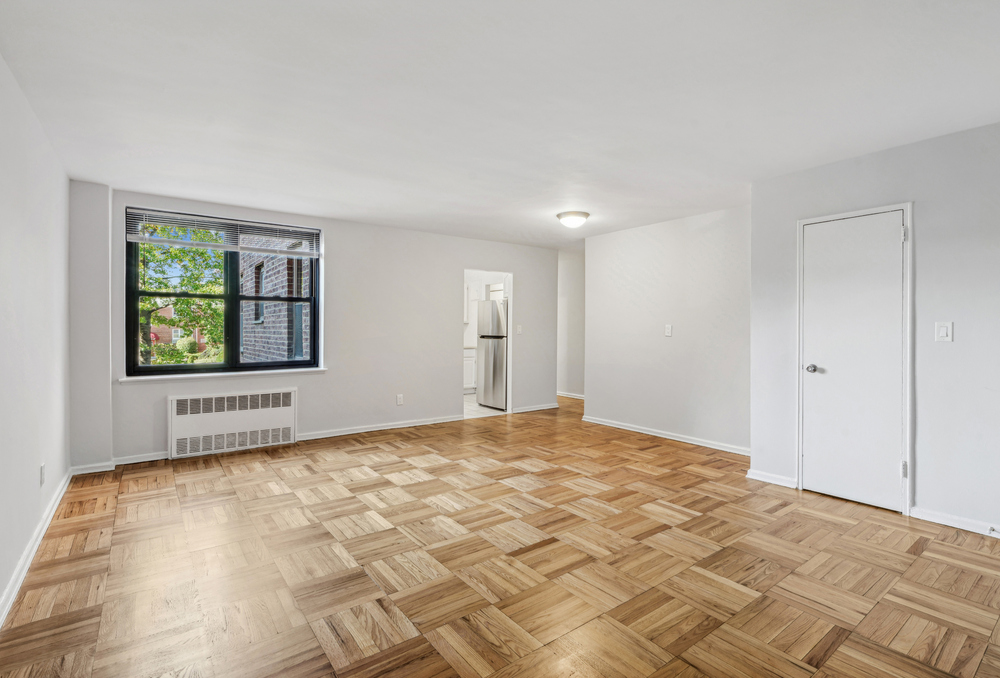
[149,305,207,352]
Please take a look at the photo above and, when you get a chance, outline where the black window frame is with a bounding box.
[125,216,320,377]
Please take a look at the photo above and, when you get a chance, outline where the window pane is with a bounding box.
[136,219,229,247]
[238,253,311,297]
[239,231,313,253]
[137,296,225,366]
[138,243,225,294]
[240,300,311,362]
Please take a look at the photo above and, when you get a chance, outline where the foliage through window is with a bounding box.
[125,208,320,375]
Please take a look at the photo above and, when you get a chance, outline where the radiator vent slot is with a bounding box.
[174,392,293,417]
[169,389,297,459]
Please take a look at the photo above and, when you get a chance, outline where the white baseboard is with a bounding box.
[75,406,562,474]
[70,459,117,474]
[746,469,798,488]
[72,451,169,474]
[112,451,169,467]
[0,470,73,626]
[910,506,999,539]
[463,388,476,395]
[557,392,584,400]
[581,415,750,456]
[513,403,559,414]
[298,414,467,441]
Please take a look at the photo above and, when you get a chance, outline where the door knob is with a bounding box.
[805,364,818,373]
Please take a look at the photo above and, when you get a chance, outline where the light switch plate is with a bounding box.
[934,322,953,342]
[664,324,672,337]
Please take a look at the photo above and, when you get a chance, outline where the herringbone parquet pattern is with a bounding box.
[2,397,999,677]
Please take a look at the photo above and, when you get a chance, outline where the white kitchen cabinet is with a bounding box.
[463,348,476,393]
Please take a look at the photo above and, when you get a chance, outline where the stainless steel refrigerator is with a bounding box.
[476,299,507,410]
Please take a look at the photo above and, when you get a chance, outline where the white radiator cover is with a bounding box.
[168,388,297,459]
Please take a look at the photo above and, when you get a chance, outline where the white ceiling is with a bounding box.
[2,1,1000,248]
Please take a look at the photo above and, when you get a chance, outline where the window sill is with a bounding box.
[118,367,327,384]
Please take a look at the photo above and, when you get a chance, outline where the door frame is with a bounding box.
[504,274,514,413]
[795,203,914,514]
[464,269,514,414]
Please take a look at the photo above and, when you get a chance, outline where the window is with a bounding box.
[126,207,321,375]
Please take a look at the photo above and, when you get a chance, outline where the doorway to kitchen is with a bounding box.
[464,269,513,419]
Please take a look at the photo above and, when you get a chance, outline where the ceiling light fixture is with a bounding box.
[557,211,590,228]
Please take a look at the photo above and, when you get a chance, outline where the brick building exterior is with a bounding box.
[150,306,207,352]
[239,250,312,362]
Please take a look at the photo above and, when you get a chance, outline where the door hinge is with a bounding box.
[901,225,907,242]
[902,461,908,478]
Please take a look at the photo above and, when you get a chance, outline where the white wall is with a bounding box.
[751,121,1000,533]
[69,190,558,460]
[0,54,70,614]
[557,249,585,398]
[585,207,751,453]
[68,181,113,470]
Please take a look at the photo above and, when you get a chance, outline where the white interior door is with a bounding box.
[800,208,906,511]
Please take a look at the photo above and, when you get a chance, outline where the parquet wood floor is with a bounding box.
[2,397,999,677]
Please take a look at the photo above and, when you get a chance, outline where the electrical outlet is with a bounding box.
[40,463,45,486]
[665,324,673,337]
[516,325,522,335]
[396,394,404,406]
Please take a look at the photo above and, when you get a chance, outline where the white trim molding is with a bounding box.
[77,406,565,475]
[0,471,73,626]
[512,403,559,414]
[910,507,999,539]
[73,450,170,474]
[113,451,171,467]
[70,459,118,475]
[746,469,798,489]
[557,392,585,400]
[298,415,466,441]
[581,415,749,456]
[118,367,327,384]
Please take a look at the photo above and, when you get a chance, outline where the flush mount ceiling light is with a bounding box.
[557,211,589,228]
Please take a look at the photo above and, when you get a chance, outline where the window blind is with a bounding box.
[126,207,322,259]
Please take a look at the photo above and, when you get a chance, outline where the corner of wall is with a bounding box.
[68,180,115,468]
